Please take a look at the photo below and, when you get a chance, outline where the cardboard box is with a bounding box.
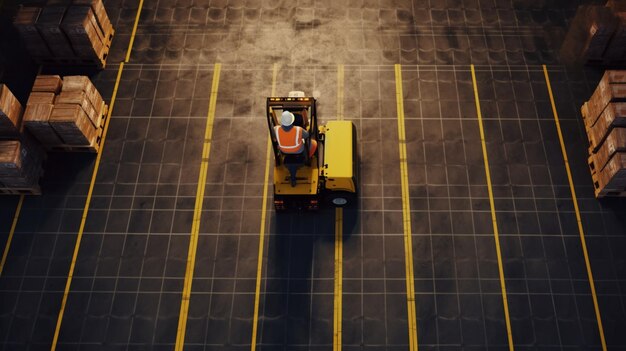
[32,75,63,93]
[27,92,56,105]
[62,76,103,116]
[560,5,619,65]
[0,84,24,137]
[585,71,626,127]
[589,127,626,173]
[61,6,105,59]
[35,5,76,57]
[73,0,112,38]
[588,102,626,151]
[13,6,51,57]
[49,103,95,145]
[24,104,64,145]
[56,90,99,127]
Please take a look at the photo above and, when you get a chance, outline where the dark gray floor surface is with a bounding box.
[1,0,625,350]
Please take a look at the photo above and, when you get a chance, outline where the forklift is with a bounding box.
[267,92,357,211]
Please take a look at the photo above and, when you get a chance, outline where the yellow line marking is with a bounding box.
[51,61,125,351]
[394,64,418,351]
[333,63,345,351]
[0,195,24,276]
[251,63,278,351]
[542,65,607,351]
[333,207,343,351]
[125,0,144,62]
[337,64,344,121]
[175,63,221,351]
[470,64,514,351]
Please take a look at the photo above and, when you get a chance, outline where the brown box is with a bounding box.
[62,76,103,116]
[73,0,112,37]
[50,104,95,145]
[0,84,24,137]
[13,6,51,57]
[56,90,98,127]
[32,75,63,93]
[589,127,626,173]
[35,5,76,57]
[24,104,64,145]
[61,6,105,59]
[559,5,619,65]
[0,140,43,188]
[0,141,21,172]
[588,102,626,151]
[585,71,626,127]
[604,16,626,62]
[593,152,626,196]
[27,92,55,105]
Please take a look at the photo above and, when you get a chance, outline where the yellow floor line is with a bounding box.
[51,61,125,351]
[470,64,514,351]
[333,207,343,351]
[250,63,278,351]
[333,63,345,351]
[394,64,418,351]
[125,0,144,62]
[175,63,221,351]
[337,64,344,121]
[542,65,607,351]
[0,195,24,276]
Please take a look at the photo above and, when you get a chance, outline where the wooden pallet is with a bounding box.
[0,185,41,195]
[45,103,108,153]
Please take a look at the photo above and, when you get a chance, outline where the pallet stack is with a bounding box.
[0,84,45,195]
[560,1,626,66]
[582,70,626,197]
[24,75,106,153]
[13,0,114,69]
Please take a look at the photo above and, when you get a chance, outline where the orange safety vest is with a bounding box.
[275,126,304,154]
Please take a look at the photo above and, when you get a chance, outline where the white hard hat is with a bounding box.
[281,111,295,126]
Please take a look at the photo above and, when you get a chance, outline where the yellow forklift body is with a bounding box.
[323,121,356,193]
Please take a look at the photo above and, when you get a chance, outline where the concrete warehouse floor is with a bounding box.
[1,0,626,350]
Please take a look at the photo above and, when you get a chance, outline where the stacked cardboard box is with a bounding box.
[0,84,45,193]
[560,2,626,66]
[24,75,63,145]
[0,84,24,138]
[24,75,105,151]
[0,139,45,190]
[582,70,626,197]
[13,7,51,57]
[13,0,114,69]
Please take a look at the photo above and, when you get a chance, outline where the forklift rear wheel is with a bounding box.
[327,191,354,207]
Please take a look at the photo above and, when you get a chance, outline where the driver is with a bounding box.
[275,110,317,158]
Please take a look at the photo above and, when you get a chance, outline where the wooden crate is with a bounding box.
[32,75,63,93]
[13,6,52,57]
[0,84,24,138]
[49,103,95,145]
[35,5,76,58]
